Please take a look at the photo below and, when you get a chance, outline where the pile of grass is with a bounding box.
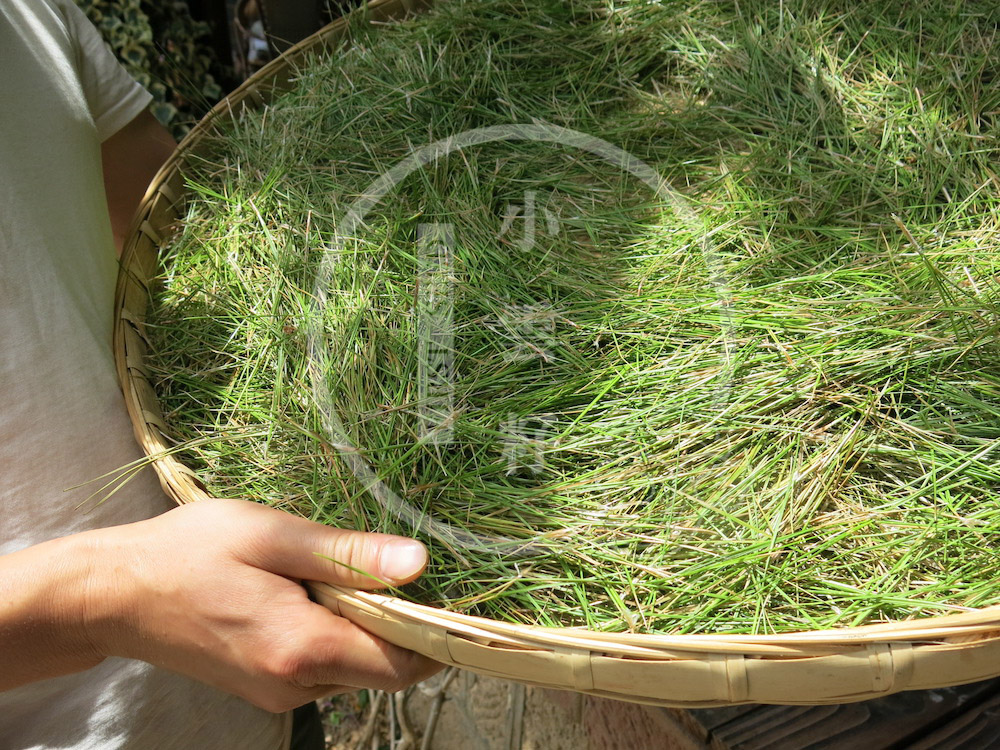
[146,0,1000,634]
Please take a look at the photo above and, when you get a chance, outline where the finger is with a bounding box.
[271,605,443,693]
[229,501,429,588]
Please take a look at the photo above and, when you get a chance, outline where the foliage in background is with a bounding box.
[75,0,225,139]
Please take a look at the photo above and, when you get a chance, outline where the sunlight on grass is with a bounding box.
[146,0,1000,634]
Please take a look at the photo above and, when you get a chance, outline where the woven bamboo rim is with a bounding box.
[113,0,1000,707]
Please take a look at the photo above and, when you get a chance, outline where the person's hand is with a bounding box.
[77,499,442,712]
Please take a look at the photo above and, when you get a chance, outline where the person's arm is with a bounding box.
[0,498,441,711]
[0,109,441,709]
[100,109,176,255]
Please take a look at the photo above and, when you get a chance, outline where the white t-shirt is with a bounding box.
[0,1,290,746]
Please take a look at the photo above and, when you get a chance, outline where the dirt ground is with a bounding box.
[321,671,708,750]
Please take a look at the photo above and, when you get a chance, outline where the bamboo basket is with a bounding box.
[113,0,1000,708]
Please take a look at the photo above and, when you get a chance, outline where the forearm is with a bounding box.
[0,531,109,690]
[101,109,176,255]
[0,500,439,710]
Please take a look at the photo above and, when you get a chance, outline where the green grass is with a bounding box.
[146,0,1000,634]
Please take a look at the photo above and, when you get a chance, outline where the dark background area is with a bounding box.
[76,0,364,138]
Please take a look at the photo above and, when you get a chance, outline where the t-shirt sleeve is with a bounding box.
[58,0,153,142]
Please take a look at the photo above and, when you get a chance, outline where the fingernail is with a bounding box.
[379,540,427,582]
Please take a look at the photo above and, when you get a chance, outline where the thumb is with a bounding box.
[312,531,428,588]
[228,501,428,588]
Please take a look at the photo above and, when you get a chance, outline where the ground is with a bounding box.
[320,672,704,750]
